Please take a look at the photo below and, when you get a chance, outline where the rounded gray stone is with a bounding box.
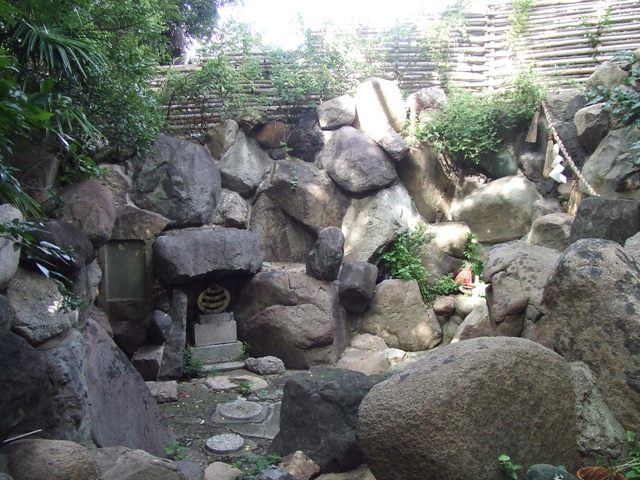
[205,433,244,453]
[219,401,264,421]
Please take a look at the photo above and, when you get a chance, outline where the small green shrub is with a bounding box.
[463,232,484,277]
[498,454,522,480]
[416,70,545,166]
[164,441,184,461]
[232,453,281,480]
[430,274,461,296]
[240,341,252,361]
[237,380,252,397]
[182,346,203,379]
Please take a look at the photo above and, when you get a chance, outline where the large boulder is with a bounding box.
[317,95,356,130]
[95,447,186,480]
[255,121,288,149]
[406,87,447,123]
[574,103,609,152]
[234,265,348,369]
[7,269,78,345]
[249,194,315,262]
[342,183,421,262]
[452,304,496,342]
[153,226,263,284]
[0,204,23,289]
[158,289,188,380]
[527,212,573,252]
[210,189,249,229]
[544,89,588,167]
[319,127,397,195]
[132,134,221,227]
[288,111,325,162]
[581,128,640,199]
[357,337,581,480]
[219,130,272,196]
[263,159,349,233]
[271,368,376,472]
[396,145,455,222]
[29,219,95,276]
[585,61,629,90]
[0,331,53,440]
[569,197,640,246]
[59,179,116,249]
[338,261,378,313]
[483,241,560,337]
[4,439,99,480]
[536,239,640,432]
[306,227,344,281]
[84,318,174,456]
[450,176,542,243]
[354,77,406,135]
[361,279,441,351]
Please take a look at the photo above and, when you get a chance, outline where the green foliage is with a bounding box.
[586,50,640,163]
[508,0,535,49]
[416,70,545,165]
[463,232,484,277]
[164,441,184,461]
[237,380,252,397]
[581,5,613,53]
[498,454,523,480]
[288,164,298,191]
[232,454,281,480]
[430,274,461,296]
[240,341,252,361]
[182,346,203,379]
[422,0,470,86]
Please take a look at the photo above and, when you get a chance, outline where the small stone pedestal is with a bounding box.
[191,313,243,366]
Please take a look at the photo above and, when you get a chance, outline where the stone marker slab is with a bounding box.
[192,341,242,363]
[194,321,237,347]
[205,433,244,454]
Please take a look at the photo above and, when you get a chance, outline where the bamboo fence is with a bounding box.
[156,0,640,136]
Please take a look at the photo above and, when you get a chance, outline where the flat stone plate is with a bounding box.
[205,433,244,454]
[212,400,268,424]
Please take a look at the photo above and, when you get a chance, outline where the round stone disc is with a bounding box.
[219,401,264,421]
[205,433,244,453]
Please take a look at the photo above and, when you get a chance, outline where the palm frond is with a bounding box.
[12,20,105,80]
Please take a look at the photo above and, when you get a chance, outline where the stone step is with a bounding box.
[202,361,246,374]
[192,341,243,364]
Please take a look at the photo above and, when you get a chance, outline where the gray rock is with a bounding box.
[288,111,324,162]
[479,147,518,179]
[176,460,204,480]
[8,269,78,345]
[582,128,640,199]
[271,368,376,472]
[206,120,239,159]
[433,296,456,316]
[148,310,173,345]
[362,280,441,351]
[357,338,581,480]
[234,266,348,369]
[368,126,409,161]
[452,304,496,342]
[59,179,116,249]
[441,320,460,345]
[255,121,288,149]
[153,226,263,284]
[451,176,542,243]
[525,465,577,480]
[0,205,22,290]
[132,344,164,381]
[0,331,52,440]
[518,150,546,184]
[97,447,185,480]
[244,356,286,375]
[625,231,640,263]
[536,239,640,432]
[111,319,147,356]
[219,130,272,197]
[319,126,397,195]
[483,241,560,336]
[84,318,174,456]
[585,61,629,90]
[38,329,92,444]
[249,194,315,262]
[570,361,625,457]
[100,163,132,207]
[29,219,95,276]
[318,95,356,130]
[342,183,421,262]
[350,334,387,351]
[337,347,405,376]
[354,77,406,135]
[453,295,486,318]
[256,467,296,480]
[0,294,13,331]
[396,145,455,222]
[306,227,344,281]
[132,133,221,227]
[531,198,563,222]
[544,89,588,167]
[338,261,378,313]
[278,450,321,480]
[5,439,99,480]
[527,212,573,252]
[426,222,471,258]
[263,159,349,234]
[406,87,447,123]
[159,289,188,380]
[204,462,242,480]
[210,189,249,229]
[146,381,178,403]
[569,197,640,246]
[574,103,609,152]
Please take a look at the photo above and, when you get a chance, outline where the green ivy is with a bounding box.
[463,232,484,277]
[232,454,282,480]
[182,346,203,379]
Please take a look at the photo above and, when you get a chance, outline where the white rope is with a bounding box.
[541,101,599,197]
